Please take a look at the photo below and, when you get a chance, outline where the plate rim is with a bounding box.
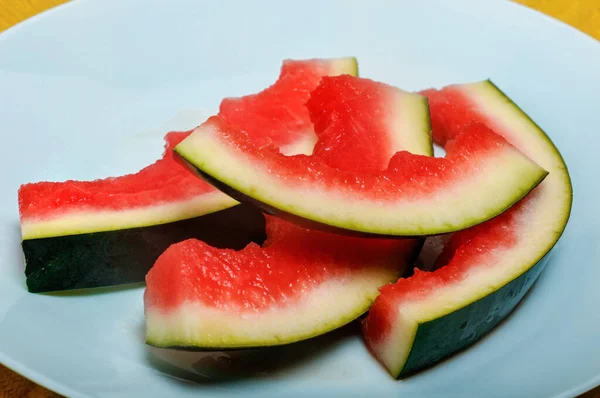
[0,0,598,397]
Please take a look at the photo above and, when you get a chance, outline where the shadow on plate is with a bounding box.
[145,321,361,384]
[40,282,146,297]
[9,224,27,287]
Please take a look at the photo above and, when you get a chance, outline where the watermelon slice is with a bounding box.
[19,57,358,293]
[362,80,573,378]
[220,58,358,156]
[20,132,265,293]
[175,77,548,238]
[144,76,431,349]
[307,75,433,171]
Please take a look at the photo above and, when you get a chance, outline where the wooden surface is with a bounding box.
[0,0,599,397]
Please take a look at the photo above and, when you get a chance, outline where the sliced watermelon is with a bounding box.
[144,76,431,349]
[20,132,266,293]
[145,219,419,349]
[307,74,433,171]
[220,57,358,156]
[362,80,573,378]
[175,76,548,238]
[19,57,358,293]
[20,132,235,240]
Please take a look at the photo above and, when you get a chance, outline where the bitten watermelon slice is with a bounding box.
[19,57,357,293]
[144,76,431,349]
[362,80,573,378]
[175,77,548,238]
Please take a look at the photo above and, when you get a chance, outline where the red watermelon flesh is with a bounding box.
[212,120,503,197]
[19,130,211,226]
[307,75,432,172]
[145,217,419,348]
[145,216,416,312]
[18,128,235,240]
[19,58,357,240]
[221,58,357,154]
[144,76,431,349]
[362,81,572,378]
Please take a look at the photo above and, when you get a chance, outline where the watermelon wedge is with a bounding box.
[20,133,265,293]
[220,57,358,156]
[175,77,548,238]
[362,80,573,378]
[19,57,358,293]
[144,76,431,349]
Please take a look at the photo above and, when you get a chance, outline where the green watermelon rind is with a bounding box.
[23,204,266,293]
[368,80,573,378]
[396,251,552,377]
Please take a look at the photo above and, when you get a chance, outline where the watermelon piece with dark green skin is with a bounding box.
[23,203,266,293]
[144,76,432,349]
[145,219,421,349]
[362,80,573,378]
[19,57,358,293]
[175,75,548,238]
[19,132,266,293]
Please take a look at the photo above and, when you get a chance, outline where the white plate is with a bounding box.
[1,0,599,397]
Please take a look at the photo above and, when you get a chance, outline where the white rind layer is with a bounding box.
[146,266,398,348]
[389,92,433,158]
[328,56,359,77]
[176,122,547,236]
[370,80,572,377]
[277,57,358,157]
[278,129,318,156]
[21,191,238,240]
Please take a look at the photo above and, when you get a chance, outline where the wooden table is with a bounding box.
[1,0,599,397]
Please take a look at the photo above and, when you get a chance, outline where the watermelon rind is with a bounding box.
[364,80,573,378]
[145,264,405,349]
[175,90,548,238]
[23,204,266,293]
[330,56,359,78]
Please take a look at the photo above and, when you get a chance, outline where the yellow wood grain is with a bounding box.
[0,0,68,32]
[0,0,599,397]
[516,0,600,40]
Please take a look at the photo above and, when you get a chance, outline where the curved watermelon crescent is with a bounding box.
[175,103,548,238]
[145,263,406,349]
[363,80,573,377]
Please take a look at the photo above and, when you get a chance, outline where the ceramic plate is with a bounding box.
[1,0,599,397]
